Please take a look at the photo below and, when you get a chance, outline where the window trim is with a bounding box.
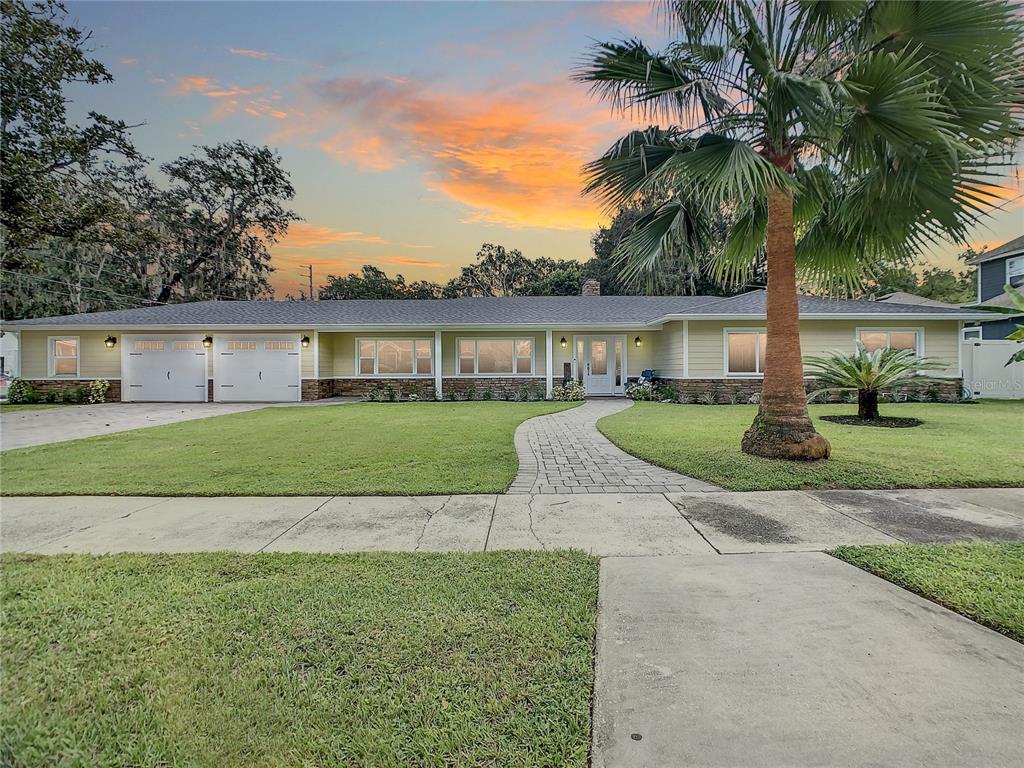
[854,327,924,357]
[354,337,434,378]
[455,337,536,377]
[961,326,982,341]
[47,335,80,378]
[723,327,767,378]
[1007,255,1024,287]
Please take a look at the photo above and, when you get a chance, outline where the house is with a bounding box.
[1,283,992,403]
[964,234,1024,340]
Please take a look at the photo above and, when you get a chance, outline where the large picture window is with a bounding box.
[725,330,767,376]
[1007,255,1024,289]
[857,329,921,355]
[457,338,534,375]
[48,336,79,377]
[357,338,433,376]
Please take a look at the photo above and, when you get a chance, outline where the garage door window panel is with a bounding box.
[49,337,79,377]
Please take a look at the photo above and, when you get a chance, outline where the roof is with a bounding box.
[964,291,1024,314]
[2,290,992,330]
[876,291,960,308]
[965,234,1024,265]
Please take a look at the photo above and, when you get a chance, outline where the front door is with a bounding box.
[583,336,615,395]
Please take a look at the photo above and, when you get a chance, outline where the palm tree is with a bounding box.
[804,345,947,420]
[578,0,1023,460]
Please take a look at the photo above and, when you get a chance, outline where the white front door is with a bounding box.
[215,335,301,402]
[123,335,207,402]
[583,336,615,395]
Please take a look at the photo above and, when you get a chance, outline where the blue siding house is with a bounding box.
[965,235,1024,340]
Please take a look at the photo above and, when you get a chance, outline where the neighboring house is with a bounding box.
[964,234,1024,340]
[0,282,992,403]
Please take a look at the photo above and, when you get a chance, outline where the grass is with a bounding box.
[832,543,1024,642]
[598,400,1023,491]
[0,403,70,412]
[0,550,599,767]
[0,401,576,496]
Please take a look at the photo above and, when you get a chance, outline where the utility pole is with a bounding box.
[300,264,314,300]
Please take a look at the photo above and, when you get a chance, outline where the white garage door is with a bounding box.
[123,335,208,402]
[215,335,301,402]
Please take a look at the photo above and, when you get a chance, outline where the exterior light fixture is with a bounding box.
[103,335,117,349]
[634,336,642,348]
[560,337,567,348]
[202,335,214,349]
[301,335,311,348]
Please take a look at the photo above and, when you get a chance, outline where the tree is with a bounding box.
[1,0,139,255]
[578,0,1023,460]
[589,202,753,295]
[805,346,947,421]
[319,265,442,300]
[442,243,585,297]
[151,141,300,302]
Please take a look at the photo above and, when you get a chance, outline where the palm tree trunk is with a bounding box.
[858,389,879,420]
[741,187,830,460]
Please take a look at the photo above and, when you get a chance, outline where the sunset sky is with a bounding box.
[68,1,1022,297]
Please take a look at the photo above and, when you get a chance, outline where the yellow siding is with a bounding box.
[687,319,961,377]
[441,331,547,376]
[323,331,437,378]
[654,321,684,377]
[19,330,121,379]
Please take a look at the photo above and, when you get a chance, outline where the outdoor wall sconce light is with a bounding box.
[560,337,567,348]
[301,335,311,348]
[202,335,214,349]
[104,335,117,349]
[634,336,643,348]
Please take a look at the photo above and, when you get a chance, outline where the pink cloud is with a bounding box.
[275,221,389,250]
[119,57,138,66]
[227,47,280,60]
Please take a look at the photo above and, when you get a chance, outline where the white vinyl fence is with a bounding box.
[960,340,1024,399]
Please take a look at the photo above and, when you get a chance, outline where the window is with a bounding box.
[264,340,294,351]
[227,341,257,351]
[857,329,921,355]
[457,338,534,375]
[172,341,203,351]
[962,326,982,341]
[48,336,79,377]
[134,340,166,352]
[1008,256,1024,289]
[725,330,767,376]
[357,339,433,376]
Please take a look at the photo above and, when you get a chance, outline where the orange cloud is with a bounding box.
[300,75,628,230]
[383,256,447,268]
[275,221,389,249]
[171,75,215,96]
[119,57,138,66]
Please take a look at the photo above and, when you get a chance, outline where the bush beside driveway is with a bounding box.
[0,402,577,496]
[598,401,1023,491]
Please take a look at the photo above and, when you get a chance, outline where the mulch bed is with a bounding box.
[820,415,923,428]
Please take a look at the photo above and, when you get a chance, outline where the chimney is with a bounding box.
[581,278,601,296]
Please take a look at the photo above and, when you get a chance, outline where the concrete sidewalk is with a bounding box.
[2,487,1021,555]
[594,553,1024,768]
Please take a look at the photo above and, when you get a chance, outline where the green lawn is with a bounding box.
[0,403,70,412]
[832,543,1024,642]
[1,550,598,767]
[598,401,1023,491]
[0,402,576,496]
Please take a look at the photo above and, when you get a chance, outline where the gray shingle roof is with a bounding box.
[3,290,986,328]
[965,234,1024,265]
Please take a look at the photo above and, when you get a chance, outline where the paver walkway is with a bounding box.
[508,399,720,494]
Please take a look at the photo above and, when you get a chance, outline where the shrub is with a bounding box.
[696,390,718,406]
[365,386,382,402]
[533,384,546,401]
[67,385,86,404]
[625,381,657,401]
[446,388,458,401]
[385,384,398,402]
[518,385,531,402]
[482,386,494,401]
[926,385,941,403]
[45,390,58,403]
[551,381,586,401]
[86,380,109,404]
[6,378,35,404]
[407,393,420,402]
[465,385,477,401]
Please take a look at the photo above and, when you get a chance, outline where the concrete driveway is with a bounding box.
[1,402,267,450]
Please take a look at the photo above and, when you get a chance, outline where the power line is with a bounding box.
[0,269,169,309]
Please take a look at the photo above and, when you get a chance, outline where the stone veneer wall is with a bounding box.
[312,376,549,400]
[20,379,121,402]
[650,377,964,403]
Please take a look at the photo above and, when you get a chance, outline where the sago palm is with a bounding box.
[804,345,947,420]
[578,0,1024,460]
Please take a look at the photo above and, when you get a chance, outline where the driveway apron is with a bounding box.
[508,399,721,494]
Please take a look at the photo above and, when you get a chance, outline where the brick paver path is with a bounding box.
[508,399,722,494]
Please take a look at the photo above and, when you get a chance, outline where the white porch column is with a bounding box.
[545,330,553,398]
[682,320,689,378]
[434,330,442,400]
[312,330,319,379]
